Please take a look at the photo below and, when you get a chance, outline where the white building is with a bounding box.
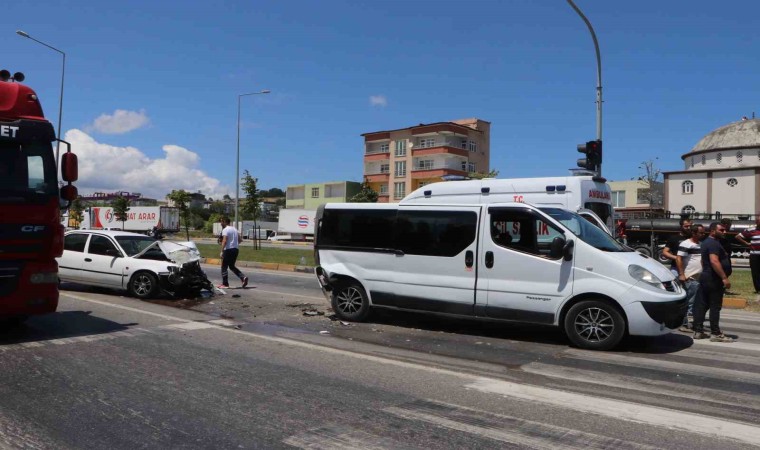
[664,118,760,219]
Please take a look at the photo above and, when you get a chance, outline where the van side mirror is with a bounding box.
[563,240,575,262]
[549,237,565,259]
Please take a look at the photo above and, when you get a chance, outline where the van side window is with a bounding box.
[489,209,563,259]
[319,209,395,249]
[395,210,477,257]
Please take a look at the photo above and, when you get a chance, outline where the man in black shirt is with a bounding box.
[662,218,692,277]
[692,222,734,342]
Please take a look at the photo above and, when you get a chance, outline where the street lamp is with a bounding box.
[16,30,66,168]
[235,89,271,232]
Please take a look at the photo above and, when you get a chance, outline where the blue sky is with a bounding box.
[4,0,760,199]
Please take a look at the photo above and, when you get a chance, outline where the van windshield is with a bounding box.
[540,207,628,252]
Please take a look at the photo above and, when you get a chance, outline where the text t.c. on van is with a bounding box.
[313,202,686,351]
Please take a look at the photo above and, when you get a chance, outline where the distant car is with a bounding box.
[57,230,212,299]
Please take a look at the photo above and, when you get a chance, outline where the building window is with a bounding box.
[311,187,320,198]
[394,161,406,177]
[379,184,388,194]
[418,181,429,188]
[702,154,706,165]
[727,177,738,187]
[419,138,436,148]
[682,180,693,194]
[611,191,625,208]
[716,152,722,164]
[681,205,696,216]
[468,141,477,152]
[418,159,434,170]
[691,157,694,168]
[379,143,389,153]
[461,162,475,173]
[380,163,390,174]
[737,151,743,163]
[460,139,467,150]
[394,182,406,199]
[395,140,406,157]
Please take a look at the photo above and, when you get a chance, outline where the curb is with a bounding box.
[724,297,748,309]
[201,257,314,274]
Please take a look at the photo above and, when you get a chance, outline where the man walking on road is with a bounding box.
[736,215,760,293]
[218,217,249,289]
[692,222,733,342]
[676,224,704,332]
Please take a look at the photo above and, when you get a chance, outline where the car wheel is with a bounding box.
[632,245,652,258]
[331,281,371,322]
[564,300,625,351]
[129,271,159,299]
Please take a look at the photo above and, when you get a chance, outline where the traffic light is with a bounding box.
[577,140,602,172]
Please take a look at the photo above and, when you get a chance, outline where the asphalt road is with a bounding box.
[1,266,760,449]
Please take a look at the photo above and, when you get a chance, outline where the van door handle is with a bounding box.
[84,258,92,262]
[465,250,473,268]
[485,251,494,268]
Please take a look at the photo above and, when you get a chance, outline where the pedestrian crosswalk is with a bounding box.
[284,311,760,449]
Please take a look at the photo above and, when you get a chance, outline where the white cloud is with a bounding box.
[369,95,387,107]
[64,129,231,200]
[87,109,150,134]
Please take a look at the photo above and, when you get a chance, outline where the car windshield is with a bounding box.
[540,207,628,252]
[115,236,160,257]
[0,141,57,203]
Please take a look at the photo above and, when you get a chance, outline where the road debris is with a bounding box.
[319,330,330,335]
[303,309,324,317]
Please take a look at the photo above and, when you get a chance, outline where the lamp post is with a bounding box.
[235,90,270,232]
[565,0,603,174]
[16,30,66,168]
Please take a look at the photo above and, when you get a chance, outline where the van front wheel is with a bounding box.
[332,281,370,322]
[564,300,625,350]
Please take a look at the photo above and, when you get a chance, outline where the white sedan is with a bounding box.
[57,230,212,299]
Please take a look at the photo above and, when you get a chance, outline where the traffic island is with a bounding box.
[200,258,313,274]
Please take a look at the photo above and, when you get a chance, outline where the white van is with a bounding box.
[314,201,686,350]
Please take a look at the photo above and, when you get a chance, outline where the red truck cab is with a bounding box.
[0,70,77,322]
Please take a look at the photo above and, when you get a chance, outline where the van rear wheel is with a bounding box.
[331,281,370,322]
[564,300,625,350]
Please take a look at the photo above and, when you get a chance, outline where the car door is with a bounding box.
[390,205,481,315]
[80,234,129,288]
[58,233,90,282]
[479,206,574,325]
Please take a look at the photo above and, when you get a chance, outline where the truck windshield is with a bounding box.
[0,141,57,202]
[540,207,628,252]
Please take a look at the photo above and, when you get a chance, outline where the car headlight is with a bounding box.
[628,265,666,290]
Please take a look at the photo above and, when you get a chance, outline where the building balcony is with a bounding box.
[411,167,468,179]
[364,151,390,161]
[365,172,390,183]
[412,145,469,157]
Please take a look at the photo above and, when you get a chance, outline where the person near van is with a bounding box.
[692,222,733,342]
[736,215,760,293]
[662,218,692,277]
[675,224,704,331]
[218,217,249,289]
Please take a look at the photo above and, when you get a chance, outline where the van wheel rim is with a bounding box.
[337,287,363,314]
[133,275,152,296]
[574,307,614,342]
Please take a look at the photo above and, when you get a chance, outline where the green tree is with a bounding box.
[348,180,378,203]
[69,196,86,227]
[167,189,191,241]
[111,195,131,231]
[636,158,664,256]
[468,169,500,180]
[204,213,225,234]
[261,187,285,197]
[241,169,261,222]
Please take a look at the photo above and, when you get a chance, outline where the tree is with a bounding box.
[260,187,285,197]
[111,195,131,231]
[637,158,663,255]
[167,189,191,241]
[241,170,262,244]
[468,169,500,180]
[223,194,232,201]
[348,180,378,203]
[69,196,86,228]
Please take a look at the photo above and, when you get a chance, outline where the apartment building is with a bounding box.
[286,181,362,209]
[362,118,490,202]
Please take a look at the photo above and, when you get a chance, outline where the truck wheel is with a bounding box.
[632,245,652,258]
[655,247,669,264]
[331,281,371,322]
[564,300,626,351]
[129,271,159,299]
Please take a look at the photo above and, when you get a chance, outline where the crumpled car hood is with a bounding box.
[132,240,202,264]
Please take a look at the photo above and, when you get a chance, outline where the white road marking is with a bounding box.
[249,288,325,302]
[691,339,760,352]
[160,322,215,331]
[284,426,412,450]
[61,291,760,446]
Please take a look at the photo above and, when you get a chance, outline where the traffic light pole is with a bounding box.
[567,0,603,175]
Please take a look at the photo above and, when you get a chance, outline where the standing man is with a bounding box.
[736,215,760,293]
[218,216,249,289]
[692,222,733,342]
[676,224,704,332]
[662,218,692,277]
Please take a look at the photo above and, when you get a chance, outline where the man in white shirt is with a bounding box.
[675,224,704,331]
[218,217,249,289]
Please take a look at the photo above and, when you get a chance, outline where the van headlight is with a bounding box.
[628,265,666,290]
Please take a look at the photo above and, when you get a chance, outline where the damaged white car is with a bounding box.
[57,230,213,299]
